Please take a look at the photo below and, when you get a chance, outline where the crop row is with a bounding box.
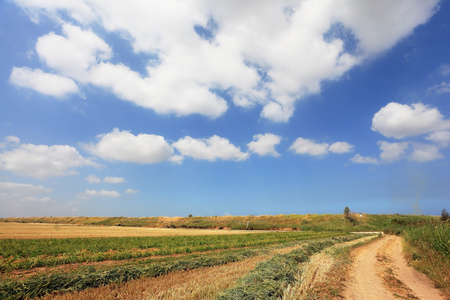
[0,249,258,299]
[0,233,370,299]
[0,231,343,272]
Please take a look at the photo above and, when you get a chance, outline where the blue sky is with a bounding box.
[1,0,449,217]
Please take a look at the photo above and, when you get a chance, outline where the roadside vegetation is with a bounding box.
[403,220,450,296]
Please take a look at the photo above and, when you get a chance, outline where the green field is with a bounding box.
[0,231,341,273]
[0,230,362,299]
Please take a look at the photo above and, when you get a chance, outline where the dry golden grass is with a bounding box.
[0,222,259,239]
[41,255,269,300]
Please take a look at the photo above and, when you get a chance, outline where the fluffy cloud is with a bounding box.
[410,143,443,162]
[372,102,450,139]
[0,142,95,179]
[11,0,439,122]
[247,133,282,157]
[86,175,124,184]
[0,182,52,203]
[103,176,125,184]
[426,131,450,147]
[353,140,443,165]
[85,189,120,197]
[9,67,79,97]
[86,174,101,184]
[172,135,249,162]
[289,138,329,156]
[36,23,112,81]
[350,154,378,164]
[84,128,174,164]
[378,141,409,162]
[328,142,354,154]
[289,138,354,156]
[0,136,20,149]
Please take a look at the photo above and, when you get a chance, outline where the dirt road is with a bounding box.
[344,235,444,300]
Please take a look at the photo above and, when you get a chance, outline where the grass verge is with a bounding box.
[403,222,450,297]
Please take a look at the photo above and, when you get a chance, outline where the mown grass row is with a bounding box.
[217,234,371,299]
[0,249,259,300]
[0,232,341,273]
[0,234,363,299]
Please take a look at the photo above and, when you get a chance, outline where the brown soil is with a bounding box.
[344,235,444,300]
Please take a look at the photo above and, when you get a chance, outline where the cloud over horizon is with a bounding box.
[0,138,96,179]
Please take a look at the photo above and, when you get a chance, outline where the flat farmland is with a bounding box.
[1,215,446,299]
[0,222,260,239]
[0,221,363,299]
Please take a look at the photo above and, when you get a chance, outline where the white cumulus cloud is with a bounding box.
[10,67,79,97]
[172,135,249,162]
[350,154,378,165]
[371,102,450,139]
[0,142,96,179]
[410,143,443,162]
[85,189,120,198]
[0,136,20,149]
[328,142,354,154]
[11,0,440,122]
[0,182,52,203]
[84,128,174,164]
[426,131,450,147]
[378,141,409,162]
[289,138,329,156]
[247,133,282,157]
[36,23,112,81]
[103,176,125,184]
[289,138,354,156]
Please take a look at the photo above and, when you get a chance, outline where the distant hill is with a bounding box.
[0,214,438,234]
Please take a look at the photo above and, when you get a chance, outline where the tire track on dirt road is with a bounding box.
[344,235,444,300]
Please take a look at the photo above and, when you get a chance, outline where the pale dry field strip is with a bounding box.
[0,222,262,239]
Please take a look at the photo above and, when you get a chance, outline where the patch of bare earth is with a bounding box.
[344,235,444,300]
[377,236,444,300]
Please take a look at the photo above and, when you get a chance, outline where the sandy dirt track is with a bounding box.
[344,235,444,300]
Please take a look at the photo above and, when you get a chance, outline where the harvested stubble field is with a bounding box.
[0,222,261,239]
